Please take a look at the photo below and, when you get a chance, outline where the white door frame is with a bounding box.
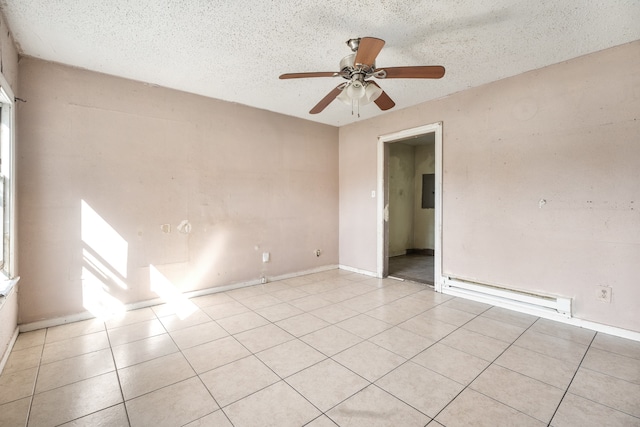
[376,122,443,291]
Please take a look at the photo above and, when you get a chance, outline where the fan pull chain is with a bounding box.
[350,98,361,117]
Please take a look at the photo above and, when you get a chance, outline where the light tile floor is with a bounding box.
[1,269,640,426]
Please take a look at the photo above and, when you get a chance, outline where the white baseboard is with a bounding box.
[19,265,339,333]
[0,326,19,374]
[338,264,378,278]
[267,264,339,282]
[17,266,640,343]
[551,316,640,342]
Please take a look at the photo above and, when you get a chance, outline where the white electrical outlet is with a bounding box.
[262,252,270,263]
[595,285,612,303]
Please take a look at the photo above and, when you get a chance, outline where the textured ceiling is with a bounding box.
[2,1,639,127]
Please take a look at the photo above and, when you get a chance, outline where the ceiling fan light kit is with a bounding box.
[279,37,445,116]
[337,81,383,106]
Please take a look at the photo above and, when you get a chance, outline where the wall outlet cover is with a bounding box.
[595,285,612,303]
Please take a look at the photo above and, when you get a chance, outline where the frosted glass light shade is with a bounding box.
[337,88,351,105]
[365,83,383,102]
[337,80,382,106]
[346,80,365,99]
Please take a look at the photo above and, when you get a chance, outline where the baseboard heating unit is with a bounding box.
[441,277,572,319]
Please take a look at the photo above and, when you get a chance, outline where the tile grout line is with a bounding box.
[154,305,234,426]
[109,309,234,425]
[424,311,543,425]
[175,275,370,423]
[293,284,460,417]
[282,363,371,425]
[544,332,640,423]
[19,325,130,426]
[545,331,598,426]
[309,296,487,424]
[195,303,336,424]
[104,320,133,427]
[10,272,638,426]
[23,327,48,427]
[220,290,375,425]
[363,303,492,423]
[112,311,211,422]
[554,366,640,421]
[12,285,436,423]
[230,309,353,421]
[13,287,434,426]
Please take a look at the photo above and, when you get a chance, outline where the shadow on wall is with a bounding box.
[80,200,198,321]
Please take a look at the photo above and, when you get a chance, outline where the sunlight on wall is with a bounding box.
[149,264,198,319]
[83,248,128,290]
[182,229,229,289]
[82,267,125,320]
[81,200,128,319]
[81,200,128,277]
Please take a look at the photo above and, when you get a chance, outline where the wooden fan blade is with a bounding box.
[375,66,445,79]
[280,72,339,79]
[369,81,395,111]
[354,37,385,67]
[309,84,345,114]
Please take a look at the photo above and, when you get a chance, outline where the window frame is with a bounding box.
[0,72,16,281]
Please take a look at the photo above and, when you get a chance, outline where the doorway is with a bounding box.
[377,123,442,289]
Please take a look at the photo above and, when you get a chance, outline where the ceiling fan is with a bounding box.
[279,37,445,115]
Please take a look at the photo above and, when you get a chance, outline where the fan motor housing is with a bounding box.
[340,53,375,81]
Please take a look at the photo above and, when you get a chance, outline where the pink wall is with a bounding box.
[339,41,640,332]
[17,58,338,324]
[13,40,640,333]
